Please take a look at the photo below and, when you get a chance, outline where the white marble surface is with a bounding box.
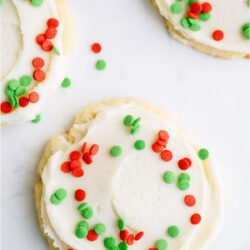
[1,0,249,249]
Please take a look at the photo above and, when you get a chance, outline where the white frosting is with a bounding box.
[0,0,66,125]
[155,0,250,54]
[41,103,223,250]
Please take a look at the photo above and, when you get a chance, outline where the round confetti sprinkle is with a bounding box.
[178,173,191,182]
[71,160,82,169]
[134,140,146,150]
[167,226,180,238]
[201,2,212,13]
[33,69,46,82]
[61,161,71,173]
[158,130,169,141]
[94,223,106,235]
[87,230,98,241]
[41,40,53,52]
[95,59,106,71]
[118,242,128,250]
[131,125,140,135]
[32,57,45,68]
[55,188,67,200]
[78,203,89,212]
[190,2,202,13]
[178,158,191,170]
[20,75,32,86]
[61,77,71,88]
[45,27,57,39]
[36,34,46,45]
[184,195,196,207]
[29,92,40,103]
[212,30,224,41]
[72,168,84,177]
[47,18,59,27]
[15,86,25,96]
[156,239,168,250]
[70,151,81,161]
[120,230,129,241]
[117,218,125,230]
[75,227,88,239]
[242,23,250,39]
[31,0,43,7]
[110,146,122,157]
[188,0,199,5]
[50,194,61,205]
[9,96,18,108]
[135,231,144,241]
[104,237,116,249]
[152,142,164,153]
[91,43,102,53]
[32,114,41,123]
[132,117,141,127]
[177,179,190,191]
[82,152,93,164]
[188,11,199,19]
[81,207,94,219]
[126,234,134,245]
[198,148,209,160]
[163,171,175,184]
[180,17,191,29]
[170,3,183,14]
[190,213,201,225]
[160,150,173,162]
[19,97,29,108]
[78,220,90,230]
[4,87,14,97]
[199,12,211,21]
[8,79,19,90]
[123,115,134,127]
[75,189,86,202]
[89,144,99,156]
[190,23,201,31]
[1,102,12,113]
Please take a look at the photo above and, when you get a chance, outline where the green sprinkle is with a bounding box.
[131,117,141,127]
[123,115,134,127]
[156,239,168,250]
[53,45,61,55]
[180,17,191,29]
[170,3,183,14]
[55,188,67,200]
[104,237,116,249]
[78,203,88,212]
[15,86,26,96]
[0,0,3,5]
[163,171,175,184]
[31,0,43,7]
[188,0,199,5]
[117,218,125,230]
[8,95,18,108]
[167,225,180,238]
[134,140,146,150]
[50,194,61,205]
[75,227,88,239]
[198,148,209,160]
[78,220,90,231]
[199,12,211,21]
[96,59,106,71]
[81,207,94,219]
[8,79,19,90]
[178,173,191,182]
[177,179,190,191]
[118,242,128,250]
[94,223,106,235]
[61,77,71,88]
[187,17,198,25]
[242,23,250,39]
[247,0,250,6]
[20,75,32,86]
[5,86,14,97]
[110,146,122,157]
[131,125,140,135]
[190,23,201,31]
[32,114,41,123]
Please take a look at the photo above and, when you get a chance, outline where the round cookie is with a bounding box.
[36,98,223,250]
[0,0,73,126]
[152,0,250,58]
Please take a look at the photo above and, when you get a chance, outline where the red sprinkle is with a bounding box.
[190,213,201,225]
[70,151,81,161]
[178,158,191,171]
[187,11,199,19]
[127,234,135,245]
[61,161,71,173]
[72,168,84,177]
[190,2,202,14]
[183,157,192,167]
[184,195,196,207]
[82,152,93,165]
[91,43,102,53]
[81,142,87,154]
[32,57,45,69]
[41,40,53,52]
[135,231,144,241]
[36,34,46,45]
[212,30,224,41]
[75,189,86,201]
[1,102,12,113]
[19,97,29,107]
[156,139,167,147]
[89,144,99,156]
[120,230,129,241]
[29,92,40,103]
[33,69,46,82]
[45,27,57,39]
[160,150,173,162]
[70,160,82,169]
[87,230,98,241]
[47,18,59,28]
[149,249,158,250]
[158,130,169,141]
[201,2,212,13]
[152,142,164,153]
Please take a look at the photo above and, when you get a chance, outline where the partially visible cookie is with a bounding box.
[152,0,250,58]
[0,0,73,126]
[36,98,223,250]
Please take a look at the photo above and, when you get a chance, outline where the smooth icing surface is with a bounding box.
[41,103,223,250]
[0,0,66,125]
[155,0,250,54]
